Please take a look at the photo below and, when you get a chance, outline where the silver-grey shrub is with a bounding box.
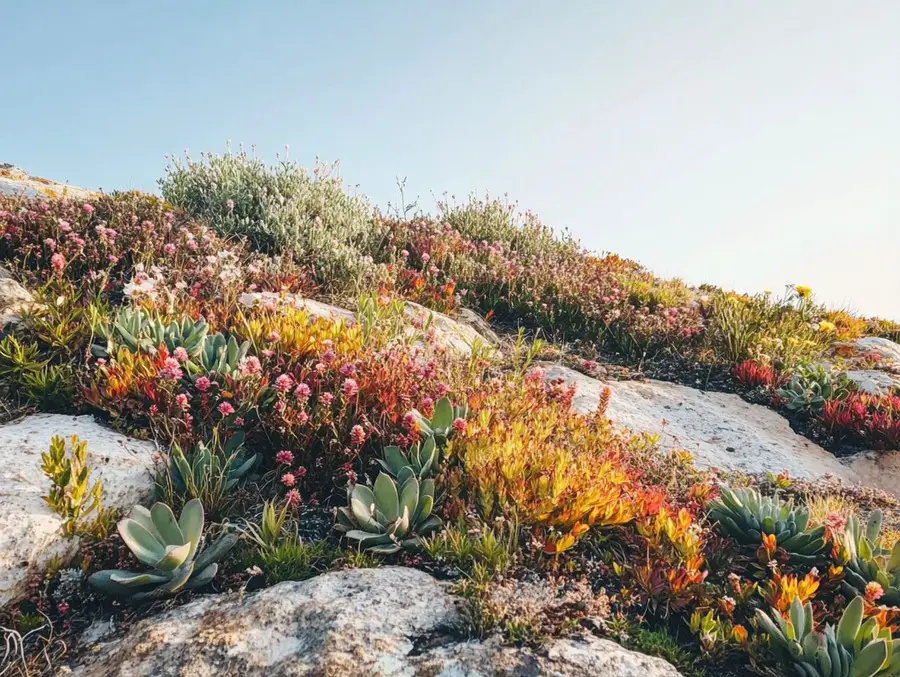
[160,148,387,294]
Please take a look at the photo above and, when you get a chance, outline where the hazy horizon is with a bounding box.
[3,1,898,320]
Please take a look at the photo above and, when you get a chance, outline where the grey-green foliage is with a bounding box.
[410,396,467,446]
[160,149,387,293]
[708,487,827,564]
[92,307,252,378]
[756,596,900,677]
[378,435,439,482]
[88,499,236,601]
[163,430,258,515]
[198,333,250,377]
[842,510,900,607]
[92,307,209,360]
[778,362,854,414]
[334,472,441,554]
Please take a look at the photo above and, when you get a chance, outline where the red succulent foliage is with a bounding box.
[821,392,900,450]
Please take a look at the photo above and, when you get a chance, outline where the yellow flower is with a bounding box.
[818,320,836,333]
[795,285,812,298]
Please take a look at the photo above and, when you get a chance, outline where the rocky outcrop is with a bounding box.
[0,164,96,200]
[405,301,498,354]
[238,291,495,356]
[845,369,900,396]
[0,265,36,326]
[543,364,859,482]
[0,415,156,605]
[70,567,681,677]
[851,337,900,365]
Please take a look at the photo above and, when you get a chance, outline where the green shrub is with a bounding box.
[160,149,386,294]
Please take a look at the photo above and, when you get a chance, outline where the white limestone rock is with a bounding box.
[69,567,682,677]
[543,364,859,482]
[0,414,156,606]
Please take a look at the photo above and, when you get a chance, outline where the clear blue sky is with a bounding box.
[3,1,898,319]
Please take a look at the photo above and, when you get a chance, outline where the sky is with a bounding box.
[2,1,898,319]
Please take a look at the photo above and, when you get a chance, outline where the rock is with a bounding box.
[0,414,156,606]
[416,635,683,676]
[845,370,900,396]
[237,291,494,357]
[405,301,496,355]
[846,451,900,499]
[455,306,501,345]
[0,165,96,201]
[70,566,682,677]
[852,337,900,365]
[0,267,35,326]
[542,364,859,482]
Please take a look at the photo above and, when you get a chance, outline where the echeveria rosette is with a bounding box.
[334,472,441,554]
[88,498,236,601]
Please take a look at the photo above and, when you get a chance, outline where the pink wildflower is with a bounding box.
[195,376,212,392]
[400,249,409,258]
[866,582,885,603]
[50,253,65,272]
[58,220,71,232]
[321,349,336,364]
[350,425,366,447]
[267,331,280,342]
[164,243,177,256]
[217,401,235,416]
[285,489,302,507]
[276,450,294,465]
[173,347,189,363]
[524,366,546,383]
[240,356,262,376]
[824,511,847,534]
[83,203,94,215]
[233,416,244,426]
[281,472,296,487]
[436,383,450,396]
[341,378,359,398]
[57,600,70,615]
[274,373,294,392]
[320,392,334,407]
[44,238,56,250]
[296,466,308,478]
[158,357,183,381]
[175,393,190,409]
[452,417,466,434]
[421,253,431,263]
[294,382,311,402]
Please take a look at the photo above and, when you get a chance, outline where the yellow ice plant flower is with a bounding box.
[818,320,836,333]
[795,285,812,298]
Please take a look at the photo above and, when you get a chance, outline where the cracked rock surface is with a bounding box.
[543,363,859,482]
[69,567,682,677]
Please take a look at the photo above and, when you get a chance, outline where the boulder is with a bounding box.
[846,451,900,499]
[0,164,96,200]
[542,364,859,482]
[851,337,900,365]
[0,414,156,606]
[237,291,494,357]
[0,268,35,326]
[69,567,681,677]
[845,369,900,396]
[405,301,497,355]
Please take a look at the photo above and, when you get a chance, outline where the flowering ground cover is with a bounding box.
[1,152,900,677]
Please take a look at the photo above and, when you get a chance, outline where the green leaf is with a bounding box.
[383,446,408,476]
[155,542,192,571]
[399,477,419,525]
[432,397,453,430]
[118,519,166,567]
[178,498,205,560]
[851,639,888,677]
[151,502,185,546]
[373,473,400,523]
[838,597,864,649]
